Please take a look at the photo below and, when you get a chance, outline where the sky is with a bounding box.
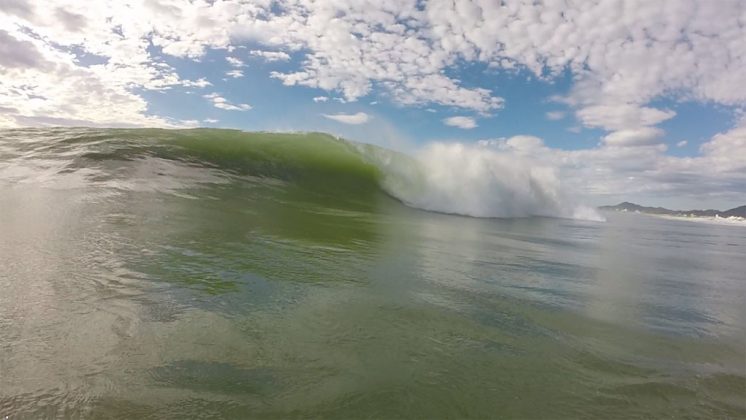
[0,0,745,209]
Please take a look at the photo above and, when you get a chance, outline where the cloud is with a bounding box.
[55,8,87,32]
[322,112,370,125]
[602,127,664,147]
[505,135,544,151]
[6,0,742,127]
[0,0,34,18]
[576,105,676,131]
[0,30,48,69]
[312,96,328,103]
[249,50,290,62]
[203,93,251,111]
[226,56,245,67]
[182,78,212,88]
[0,1,210,127]
[677,140,688,148]
[698,118,746,172]
[225,69,243,78]
[241,1,504,112]
[443,116,477,129]
[473,125,746,206]
[2,0,745,130]
[545,111,565,121]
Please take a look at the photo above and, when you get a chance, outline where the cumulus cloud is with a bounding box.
[312,96,329,103]
[473,125,746,206]
[322,112,370,125]
[5,0,744,128]
[203,93,251,111]
[249,50,290,62]
[576,105,676,131]
[225,56,245,67]
[443,116,477,129]
[602,127,664,147]
[225,69,244,78]
[182,78,212,88]
[0,1,209,127]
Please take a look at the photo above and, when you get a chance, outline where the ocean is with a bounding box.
[1,128,744,418]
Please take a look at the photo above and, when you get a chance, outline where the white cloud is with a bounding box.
[226,56,245,68]
[443,116,477,129]
[203,118,219,124]
[203,93,251,111]
[249,50,290,62]
[312,96,329,103]
[677,140,688,148]
[602,127,664,147]
[225,69,244,78]
[545,111,565,121]
[322,112,370,125]
[576,105,676,132]
[698,118,746,173]
[3,0,746,130]
[182,78,212,88]
[473,125,746,206]
[0,0,219,127]
[505,135,544,151]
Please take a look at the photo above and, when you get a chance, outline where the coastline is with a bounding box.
[651,213,746,227]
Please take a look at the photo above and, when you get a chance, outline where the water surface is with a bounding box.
[1,128,744,418]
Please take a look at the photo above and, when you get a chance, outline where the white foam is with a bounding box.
[377,142,604,221]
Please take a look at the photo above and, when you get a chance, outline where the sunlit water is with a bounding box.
[1,129,744,418]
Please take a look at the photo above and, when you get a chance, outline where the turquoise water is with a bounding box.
[0,128,744,418]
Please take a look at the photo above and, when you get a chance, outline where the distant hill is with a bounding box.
[600,202,746,218]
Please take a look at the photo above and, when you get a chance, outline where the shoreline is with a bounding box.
[651,213,746,227]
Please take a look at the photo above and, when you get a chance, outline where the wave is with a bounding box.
[0,128,603,221]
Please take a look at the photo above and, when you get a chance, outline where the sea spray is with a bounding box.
[368,141,604,221]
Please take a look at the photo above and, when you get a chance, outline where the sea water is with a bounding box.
[1,128,744,418]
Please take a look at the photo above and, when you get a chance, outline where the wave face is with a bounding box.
[0,128,602,221]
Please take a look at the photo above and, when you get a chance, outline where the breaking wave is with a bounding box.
[0,128,603,221]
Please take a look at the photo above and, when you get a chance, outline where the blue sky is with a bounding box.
[1,0,745,209]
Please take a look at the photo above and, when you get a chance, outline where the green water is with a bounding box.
[1,128,744,418]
